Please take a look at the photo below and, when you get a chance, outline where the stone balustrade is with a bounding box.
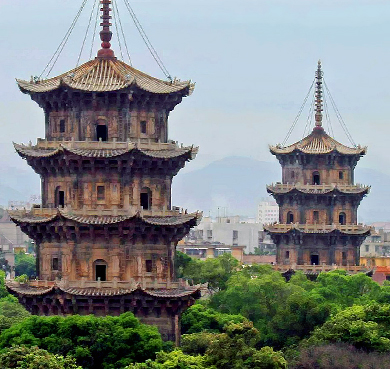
[265,223,372,233]
[35,138,187,151]
[267,182,370,192]
[25,278,191,290]
[273,263,371,273]
[27,206,186,218]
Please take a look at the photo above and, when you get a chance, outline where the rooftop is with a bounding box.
[9,207,202,227]
[270,126,367,156]
[14,140,198,160]
[17,58,194,95]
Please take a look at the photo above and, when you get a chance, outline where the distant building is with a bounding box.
[257,200,279,224]
[360,231,389,258]
[177,242,245,263]
[188,216,266,254]
[242,254,276,265]
[0,209,31,276]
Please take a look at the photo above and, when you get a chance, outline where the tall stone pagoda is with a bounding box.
[7,0,201,342]
[264,61,371,268]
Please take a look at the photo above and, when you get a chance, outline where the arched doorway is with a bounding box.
[339,212,346,225]
[287,211,294,223]
[55,186,65,208]
[96,119,108,141]
[312,171,320,185]
[140,188,152,210]
[94,259,107,281]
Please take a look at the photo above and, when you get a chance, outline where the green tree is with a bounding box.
[307,303,390,352]
[209,266,331,348]
[181,303,245,335]
[0,345,81,369]
[126,350,206,369]
[0,296,30,331]
[201,321,286,369]
[175,251,193,279]
[15,252,36,278]
[184,254,239,292]
[0,270,9,299]
[0,313,163,369]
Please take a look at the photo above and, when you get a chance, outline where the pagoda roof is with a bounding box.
[270,127,366,156]
[267,183,370,195]
[17,58,194,95]
[264,223,372,236]
[13,141,198,161]
[9,208,202,227]
[6,281,200,298]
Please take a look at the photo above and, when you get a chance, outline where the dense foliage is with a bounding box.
[0,345,82,369]
[181,303,245,334]
[183,253,239,292]
[15,251,36,277]
[4,253,390,367]
[0,313,163,369]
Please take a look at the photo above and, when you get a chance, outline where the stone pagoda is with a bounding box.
[264,61,371,268]
[7,0,201,343]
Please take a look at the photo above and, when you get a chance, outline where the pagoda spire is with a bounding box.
[314,60,323,128]
[97,0,115,59]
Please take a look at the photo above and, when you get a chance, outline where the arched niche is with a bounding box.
[94,259,108,281]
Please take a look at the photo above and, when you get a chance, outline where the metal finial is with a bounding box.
[97,0,115,59]
[315,60,323,127]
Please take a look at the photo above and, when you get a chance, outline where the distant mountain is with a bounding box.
[0,164,40,206]
[172,156,390,224]
[172,156,280,217]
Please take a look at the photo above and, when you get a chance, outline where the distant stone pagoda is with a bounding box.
[264,62,371,268]
[7,0,201,342]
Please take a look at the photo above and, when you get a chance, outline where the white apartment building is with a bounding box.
[189,216,267,254]
[257,200,279,224]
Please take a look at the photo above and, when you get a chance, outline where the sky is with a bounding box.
[0,0,389,175]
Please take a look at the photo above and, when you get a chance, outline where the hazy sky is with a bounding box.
[0,0,389,175]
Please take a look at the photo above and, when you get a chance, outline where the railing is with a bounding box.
[14,206,189,218]
[273,263,370,273]
[267,183,370,193]
[20,278,193,290]
[34,138,193,151]
[265,223,372,233]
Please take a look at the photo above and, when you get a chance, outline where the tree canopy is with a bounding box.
[0,313,163,369]
[0,345,82,369]
[15,252,36,278]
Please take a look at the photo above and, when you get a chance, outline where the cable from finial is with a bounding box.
[97,0,115,59]
[314,60,323,128]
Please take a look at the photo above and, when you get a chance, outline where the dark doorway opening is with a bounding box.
[145,260,153,273]
[57,191,65,207]
[96,125,108,141]
[96,265,107,281]
[287,212,294,223]
[312,172,320,185]
[140,193,149,210]
[140,189,152,210]
[339,212,346,225]
[311,254,319,265]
